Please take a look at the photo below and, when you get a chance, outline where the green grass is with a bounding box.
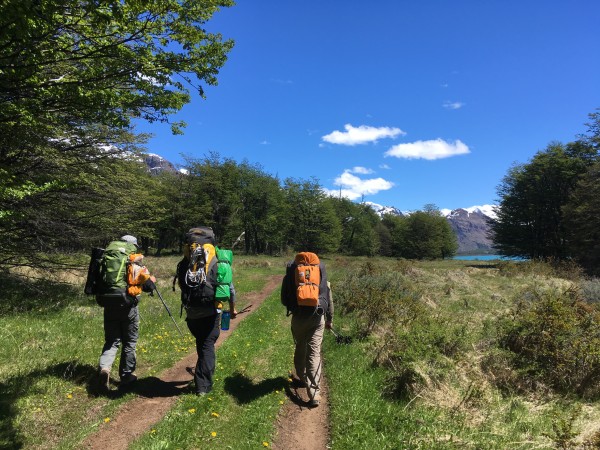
[3,254,600,449]
[0,254,284,449]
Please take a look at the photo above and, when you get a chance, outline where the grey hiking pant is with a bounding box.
[99,305,139,378]
[291,312,325,401]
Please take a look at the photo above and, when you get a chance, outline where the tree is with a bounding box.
[396,206,457,259]
[330,197,380,256]
[0,0,234,267]
[236,162,286,254]
[491,142,598,259]
[283,179,341,254]
[563,162,600,275]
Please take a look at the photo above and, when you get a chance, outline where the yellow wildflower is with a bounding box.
[188,408,196,414]
[263,442,269,447]
[211,431,217,437]
[211,412,220,417]
[103,417,110,423]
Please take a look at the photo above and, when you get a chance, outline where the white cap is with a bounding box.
[120,235,139,247]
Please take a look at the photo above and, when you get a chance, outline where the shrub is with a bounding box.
[497,286,600,398]
[579,278,600,304]
[334,262,423,338]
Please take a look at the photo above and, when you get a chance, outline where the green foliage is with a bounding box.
[492,141,598,260]
[0,0,234,268]
[330,197,381,256]
[333,261,424,338]
[497,286,600,398]
[382,205,458,260]
[283,178,342,253]
[564,161,600,276]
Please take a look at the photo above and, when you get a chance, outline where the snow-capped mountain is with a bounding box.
[144,153,177,174]
[364,202,406,217]
[441,204,497,221]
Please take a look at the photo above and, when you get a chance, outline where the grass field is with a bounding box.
[2,254,600,449]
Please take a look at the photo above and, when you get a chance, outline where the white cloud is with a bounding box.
[324,169,394,200]
[385,139,470,160]
[379,164,391,170]
[349,166,374,175]
[259,140,270,145]
[443,101,465,110]
[322,124,405,146]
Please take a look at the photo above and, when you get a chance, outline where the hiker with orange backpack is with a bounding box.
[281,252,334,407]
[174,226,238,395]
[93,235,156,391]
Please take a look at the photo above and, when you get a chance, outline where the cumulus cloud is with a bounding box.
[322,124,405,146]
[443,101,465,110]
[385,139,470,160]
[259,140,270,145]
[349,166,374,175]
[324,169,394,200]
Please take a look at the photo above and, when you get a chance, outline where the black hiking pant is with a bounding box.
[186,313,220,394]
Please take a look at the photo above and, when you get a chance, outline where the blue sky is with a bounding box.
[137,1,600,212]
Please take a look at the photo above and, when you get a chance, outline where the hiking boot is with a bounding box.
[99,369,110,391]
[308,398,320,408]
[120,373,138,386]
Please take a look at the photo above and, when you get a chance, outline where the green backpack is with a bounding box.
[215,248,233,300]
[96,240,137,306]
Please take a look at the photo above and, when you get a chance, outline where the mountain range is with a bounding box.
[142,153,497,255]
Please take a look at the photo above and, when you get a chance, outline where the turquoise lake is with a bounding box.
[453,255,525,261]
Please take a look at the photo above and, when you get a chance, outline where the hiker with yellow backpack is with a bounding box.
[89,235,156,391]
[173,226,237,396]
[281,252,334,407]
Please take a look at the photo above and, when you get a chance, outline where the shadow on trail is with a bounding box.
[224,373,287,404]
[124,376,191,398]
[0,360,98,449]
[284,385,311,408]
[0,359,193,448]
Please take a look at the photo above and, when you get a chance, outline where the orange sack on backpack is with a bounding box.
[127,254,151,297]
[294,252,320,307]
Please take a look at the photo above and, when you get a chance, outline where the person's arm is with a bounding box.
[325,281,334,328]
[229,282,238,317]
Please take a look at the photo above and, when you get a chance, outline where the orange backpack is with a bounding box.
[294,252,321,307]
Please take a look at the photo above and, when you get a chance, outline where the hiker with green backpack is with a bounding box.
[88,234,156,391]
[173,226,237,395]
[281,252,334,408]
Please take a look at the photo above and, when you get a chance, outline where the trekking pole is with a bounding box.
[152,285,185,338]
[237,304,252,315]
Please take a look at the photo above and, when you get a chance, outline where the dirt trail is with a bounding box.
[82,275,282,450]
[272,376,331,450]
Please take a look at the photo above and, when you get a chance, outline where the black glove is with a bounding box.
[142,279,156,293]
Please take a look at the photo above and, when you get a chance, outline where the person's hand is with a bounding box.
[150,276,156,283]
[325,320,332,330]
[229,301,237,318]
